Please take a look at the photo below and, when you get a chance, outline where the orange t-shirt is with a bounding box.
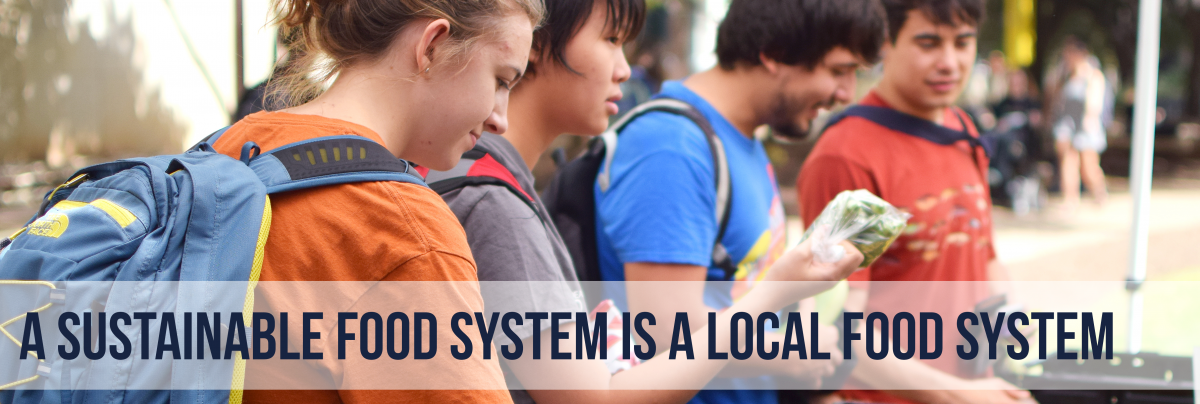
[797,93,994,404]
[213,112,512,404]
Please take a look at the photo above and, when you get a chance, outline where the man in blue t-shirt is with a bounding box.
[594,1,888,403]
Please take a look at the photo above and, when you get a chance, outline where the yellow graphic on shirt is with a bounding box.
[885,182,997,266]
[914,195,939,211]
[731,193,787,300]
[735,231,774,281]
[945,232,970,245]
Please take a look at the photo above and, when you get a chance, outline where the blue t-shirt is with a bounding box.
[594,81,788,404]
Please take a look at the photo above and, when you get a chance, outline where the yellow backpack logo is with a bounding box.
[27,212,69,238]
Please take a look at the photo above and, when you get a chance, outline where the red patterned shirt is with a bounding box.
[797,92,995,403]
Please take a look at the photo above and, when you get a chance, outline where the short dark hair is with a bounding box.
[715,0,887,71]
[881,0,985,44]
[528,0,646,76]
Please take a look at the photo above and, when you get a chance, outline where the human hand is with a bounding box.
[760,238,863,306]
[766,238,863,283]
[942,378,1037,404]
[779,346,840,389]
[816,323,842,363]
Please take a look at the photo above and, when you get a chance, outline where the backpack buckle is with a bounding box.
[36,363,52,377]
[49,288,66,304]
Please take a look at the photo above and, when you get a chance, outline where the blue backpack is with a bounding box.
[540,98,733,309]
[0,128,426,404]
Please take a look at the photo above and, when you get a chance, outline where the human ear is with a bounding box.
[523,45,543,76]
[414,19,452,74]
[758,52,780,74]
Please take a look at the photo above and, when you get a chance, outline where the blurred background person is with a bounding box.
[991,67,1047,215]
[985,50,1010,109]
[996,68,1042,126]
[1050,36,1109,210]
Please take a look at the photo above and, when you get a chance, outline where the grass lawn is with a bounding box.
[1057,267,1200,357]
[1133,267,1200,356]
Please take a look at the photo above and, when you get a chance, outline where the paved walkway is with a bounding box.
[990,179,1200,282]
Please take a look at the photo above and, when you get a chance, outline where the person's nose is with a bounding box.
[834,74,857,105]
[614,48,632,84]
[485,95,510,135]
[934,44,958,74]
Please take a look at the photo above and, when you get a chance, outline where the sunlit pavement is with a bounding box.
[989,178,1200,283]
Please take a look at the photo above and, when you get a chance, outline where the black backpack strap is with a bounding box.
[187,127,427,192]
[235,135,427,194]
[598,98,737,280]
[423,144,540,215]
[822,105,994,158]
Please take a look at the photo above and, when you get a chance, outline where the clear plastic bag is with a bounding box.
[801,189,911,267]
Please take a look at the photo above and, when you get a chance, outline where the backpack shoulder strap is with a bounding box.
[239,135,427,194]
[189,126,232,152]
[597,98,736,280]
[822,105,994,158]
[423,144,539,214]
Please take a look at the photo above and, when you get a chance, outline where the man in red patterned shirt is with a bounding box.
[796,0,1036,403]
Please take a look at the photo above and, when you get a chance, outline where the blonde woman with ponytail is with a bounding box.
[209,0,543,402]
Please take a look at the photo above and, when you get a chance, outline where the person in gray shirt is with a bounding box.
[431,1,866,403]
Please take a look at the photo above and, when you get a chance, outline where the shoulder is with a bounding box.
[442,185,570,283]
[811,116,892,161]
[605,110,715,187]
[444,183,538,224]
[375,181,474,261]
[303,180,473,266]
[371,181,483,281]
[257,180,474,282]
[213,112,384,154]
[617,110,711,157]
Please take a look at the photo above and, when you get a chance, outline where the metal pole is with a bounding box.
[1192,347,1198,403]
[1190,345,1200,402]
[1126,0,1163,354]
[234,0,245,120]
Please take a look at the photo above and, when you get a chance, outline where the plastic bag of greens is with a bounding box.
[801,189,910,268]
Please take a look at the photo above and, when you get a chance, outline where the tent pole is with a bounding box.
[1126,0,1163,354]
